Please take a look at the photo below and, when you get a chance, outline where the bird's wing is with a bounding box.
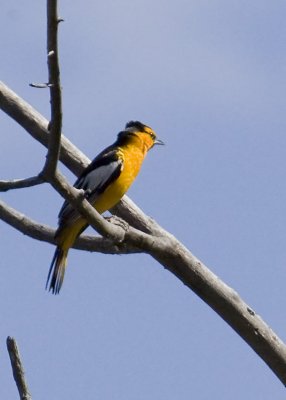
[58,147,123,226]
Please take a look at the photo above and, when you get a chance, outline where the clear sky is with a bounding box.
[1,1,286,398]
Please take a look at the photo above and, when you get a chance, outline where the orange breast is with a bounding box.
[94,145,146,214]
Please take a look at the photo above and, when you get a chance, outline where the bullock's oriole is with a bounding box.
[46,121,163,294]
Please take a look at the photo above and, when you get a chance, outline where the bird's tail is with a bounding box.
[46,218,87,294]
[46,246,68,294]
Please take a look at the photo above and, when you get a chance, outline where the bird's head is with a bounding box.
[117,121,164,151]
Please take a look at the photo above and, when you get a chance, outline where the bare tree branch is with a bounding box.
[0,199,141,254]
[43,0,62,177]
[146,239,286,386]
[0,175,44,192]
[6,337,32,400]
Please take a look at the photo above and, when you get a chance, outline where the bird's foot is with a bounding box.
[105,215,129,231]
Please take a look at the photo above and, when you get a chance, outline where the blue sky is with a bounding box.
[1,1,286,398]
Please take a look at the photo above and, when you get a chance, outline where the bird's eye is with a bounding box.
[150,132,156,140]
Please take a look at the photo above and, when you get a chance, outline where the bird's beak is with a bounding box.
[154,138,165,146]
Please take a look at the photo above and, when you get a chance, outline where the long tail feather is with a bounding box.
[46,247,68,295]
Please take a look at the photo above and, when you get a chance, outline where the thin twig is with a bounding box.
[43,0,62,177]
[0,175,44,192]
[29,82,51,88]
[6,337,32,400]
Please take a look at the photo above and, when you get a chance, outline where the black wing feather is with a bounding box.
[58,147,122,227]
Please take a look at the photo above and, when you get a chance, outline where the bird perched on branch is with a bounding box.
[46,121,164,294]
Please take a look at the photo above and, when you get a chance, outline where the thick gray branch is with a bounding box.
[149,238,286,386]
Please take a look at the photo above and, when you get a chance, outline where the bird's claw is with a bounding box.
[105,215,129,231]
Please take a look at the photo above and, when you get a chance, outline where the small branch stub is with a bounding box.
[6,337,32,400]
[29,82,52,89]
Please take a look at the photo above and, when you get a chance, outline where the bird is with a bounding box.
[46,121,164,294]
